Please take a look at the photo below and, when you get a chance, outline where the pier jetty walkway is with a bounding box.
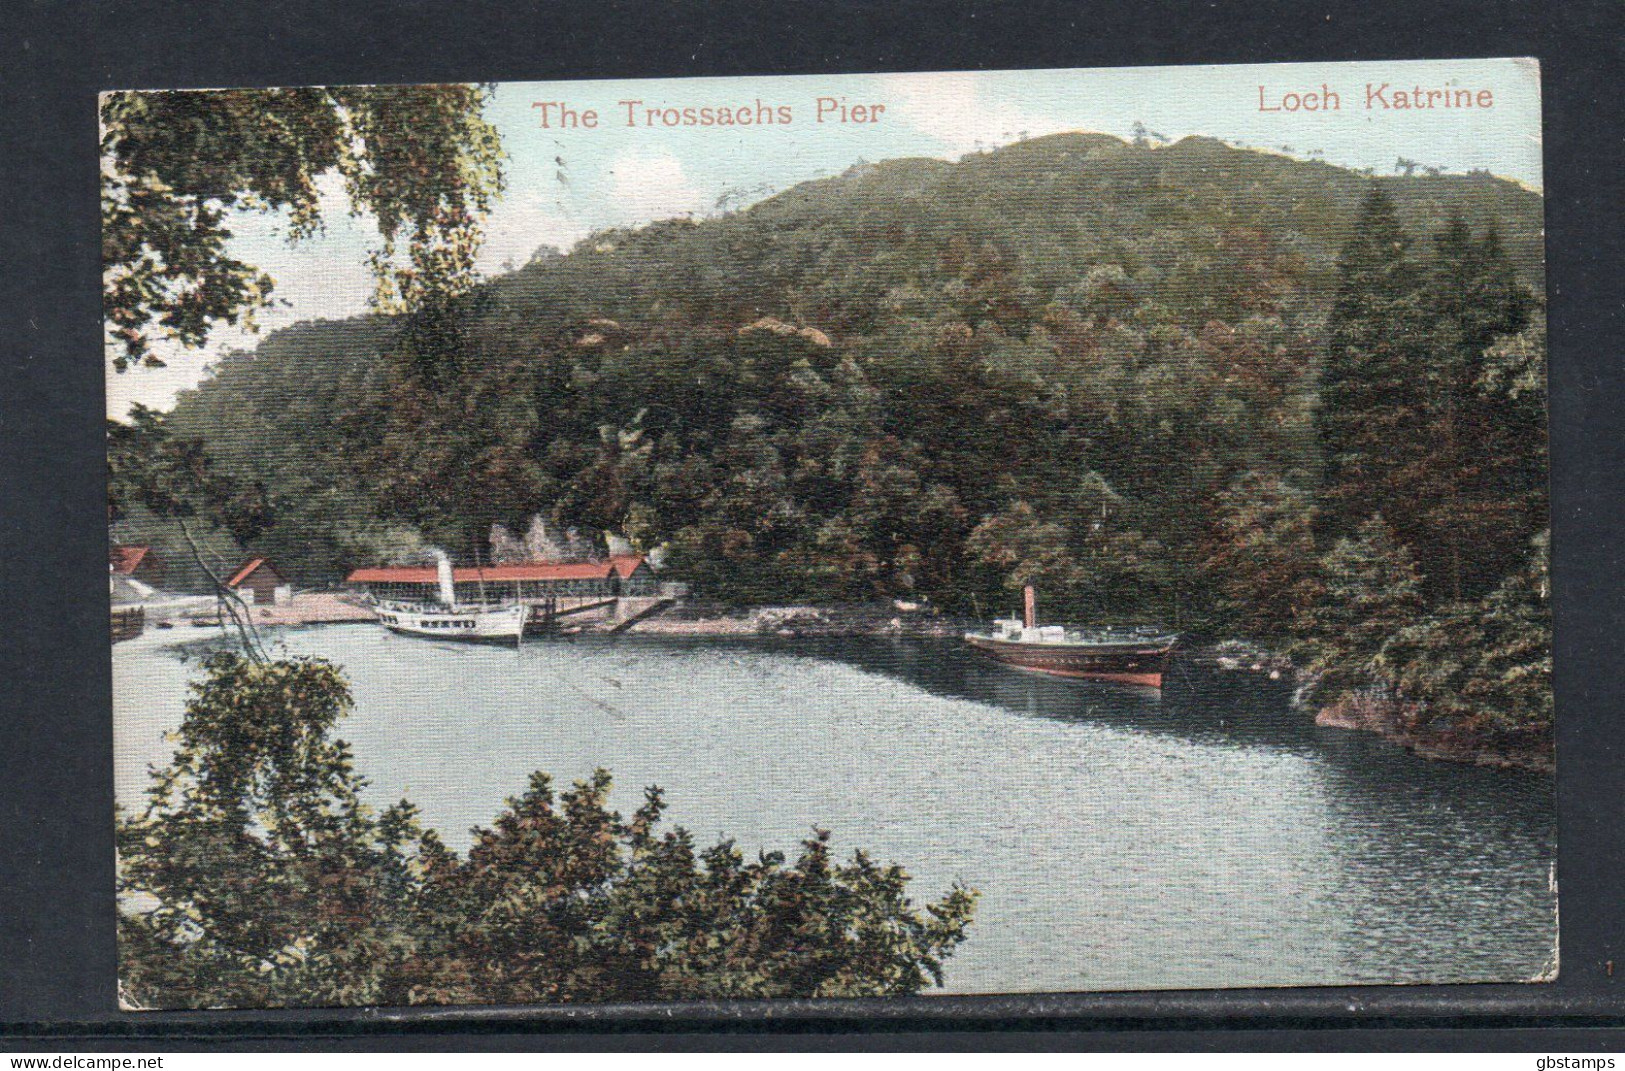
[180,591,376,628]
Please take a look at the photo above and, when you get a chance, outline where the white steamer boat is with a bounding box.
[370,552,528,646]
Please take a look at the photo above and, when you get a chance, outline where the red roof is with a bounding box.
[609,554,650,579]
[347,555,649,585]
[226,557,284,588]
[109,545,152,575]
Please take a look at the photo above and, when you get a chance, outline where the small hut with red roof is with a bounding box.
[109,545,164,587]
[226,558,290,605]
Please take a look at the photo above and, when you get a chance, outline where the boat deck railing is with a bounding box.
[375,598,524,615]
[968,626,1180,647]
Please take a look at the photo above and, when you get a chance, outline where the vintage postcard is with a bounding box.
[105,59,1553,1010]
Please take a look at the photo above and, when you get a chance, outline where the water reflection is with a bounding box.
[724,635,1319,754]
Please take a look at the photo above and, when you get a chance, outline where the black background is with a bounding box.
[2,0,1621,1051]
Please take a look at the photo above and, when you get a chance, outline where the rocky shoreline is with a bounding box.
[624,601,970,639]
[1310,693,1554,774]
[1193,638,1553,774]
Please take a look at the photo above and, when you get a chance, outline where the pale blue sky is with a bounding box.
[109,58,1542,416]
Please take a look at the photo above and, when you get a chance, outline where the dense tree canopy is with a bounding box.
[1296,187,1549,749]
[147,135,1543,615]
[1316,189,1538,601]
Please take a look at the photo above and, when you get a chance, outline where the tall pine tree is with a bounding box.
[1315,186,1430,546]
[1409,215,1537,600]
[1318,191,1540,603]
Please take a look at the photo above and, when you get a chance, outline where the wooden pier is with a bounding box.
[110,606,145,643]
[607,597,677,633]
[182,591,376,628]
[525,595,620,634]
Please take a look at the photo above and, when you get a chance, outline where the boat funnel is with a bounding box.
[1023,584,1037,629]
[434,551,456,606]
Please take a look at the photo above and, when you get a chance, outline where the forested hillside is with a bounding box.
[118,132,1550,757]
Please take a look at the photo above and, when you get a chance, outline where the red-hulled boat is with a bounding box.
[963,586,1179,687]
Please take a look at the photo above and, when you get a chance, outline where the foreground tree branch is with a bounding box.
[101,84,504,370]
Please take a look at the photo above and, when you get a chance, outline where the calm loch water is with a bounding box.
[113,625,1557,994]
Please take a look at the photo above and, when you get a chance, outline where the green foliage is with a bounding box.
[146,137,1410,611]
[148,133,1545,613]
[967,490,1172,623]
[1408,215,1538,601]
[1379,532,1553,749]
[118,655,976,1009]
[1290,516,1424,703]
[102,85,503,370]
[1305,187,1549,750]
[107,405,270,542]
[118,653,406,1006]
[1199,472,1322,638]
[107,405,273,593]
[1316,186,1430,544]
[1317,190,1541,601]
